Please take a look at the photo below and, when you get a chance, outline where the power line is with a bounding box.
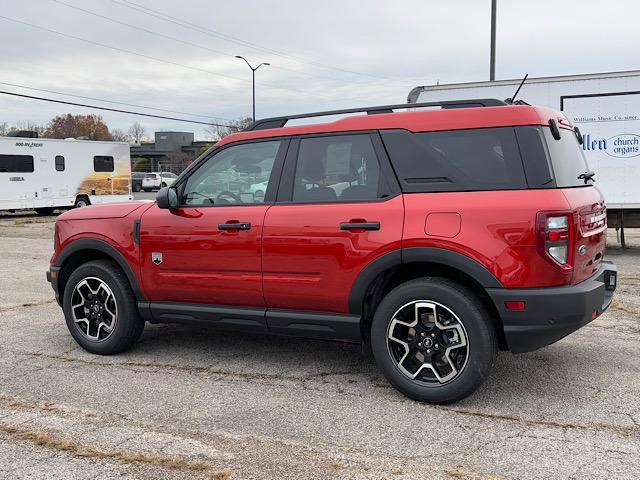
[0,89,226,126]
[111,0,391,81]
[0,81,229,121]
[52,0,367,86]
[0,14,337,100]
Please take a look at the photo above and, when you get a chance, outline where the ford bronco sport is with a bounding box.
[47,99,617,403]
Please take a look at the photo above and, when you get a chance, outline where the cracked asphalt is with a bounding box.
[0,213,639,480]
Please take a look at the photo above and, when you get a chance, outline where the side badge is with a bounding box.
[152,252,163,265]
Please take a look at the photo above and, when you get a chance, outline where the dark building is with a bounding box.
[130,131,213,173]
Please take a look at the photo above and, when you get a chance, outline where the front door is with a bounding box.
[139,138,288,307]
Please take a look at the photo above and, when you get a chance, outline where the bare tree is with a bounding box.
[0,122,9,136]
[16,120,46,137]
[205,117,252,141]
[111,128,129,142]
[128,122,147,144]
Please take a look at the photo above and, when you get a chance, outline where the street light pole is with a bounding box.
[490,0,497,81]
[235,56,270,122]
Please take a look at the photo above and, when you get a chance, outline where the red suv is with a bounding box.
[47,99,617,403]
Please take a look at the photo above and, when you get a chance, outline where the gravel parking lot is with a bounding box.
[0,212,638,480]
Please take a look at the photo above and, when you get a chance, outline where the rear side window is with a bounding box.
[0,154,34,173]
[381,127,527,192]
[293,134,382,203]
[94,156,114,172]
[55,155,65,171]
[542,128,591,187]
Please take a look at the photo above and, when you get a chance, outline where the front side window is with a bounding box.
[292,134,381,202]
[94,156,114,172]
[0,154,34,173]
[182,140,283,206]
[55,155,65,171]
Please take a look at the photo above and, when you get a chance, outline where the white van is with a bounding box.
[0,136,132,213]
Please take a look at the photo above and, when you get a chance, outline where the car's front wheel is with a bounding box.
[63,260,144,355]
[370,278,496,404]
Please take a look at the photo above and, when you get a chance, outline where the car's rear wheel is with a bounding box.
[133,183,142,192]
[370,278,496,403]
[63,260,144,355]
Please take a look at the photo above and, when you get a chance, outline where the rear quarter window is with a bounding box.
[380,127,527,192]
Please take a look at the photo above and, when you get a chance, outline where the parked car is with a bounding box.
[142,172,177,191]
[131,172,145,192]
[47,99,617,403]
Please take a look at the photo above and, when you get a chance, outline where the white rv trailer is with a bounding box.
[408,70,640,244]
[0,136,132,213]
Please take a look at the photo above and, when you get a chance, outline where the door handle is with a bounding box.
[340,221,380,231]
[218,222,251,231]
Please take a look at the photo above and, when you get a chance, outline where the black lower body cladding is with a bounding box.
[488,261,617,353]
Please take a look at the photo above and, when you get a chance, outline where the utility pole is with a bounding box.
[235,56,270,122]
[490,0,497,81]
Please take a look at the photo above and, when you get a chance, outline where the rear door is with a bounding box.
[542,127,607,283]
[262,132,403,332]
[139,138,288,307]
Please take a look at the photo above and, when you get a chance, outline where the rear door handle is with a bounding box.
[218,222,251,231]
[340,221,380,231]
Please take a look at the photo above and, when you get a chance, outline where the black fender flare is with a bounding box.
[55,238,144,301]
[348,247,503,314]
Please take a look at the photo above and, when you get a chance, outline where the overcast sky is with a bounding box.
[0,0,638,140]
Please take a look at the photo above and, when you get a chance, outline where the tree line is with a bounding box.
[1,114,253,143]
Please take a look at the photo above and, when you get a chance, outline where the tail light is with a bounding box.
[536,212,574,270]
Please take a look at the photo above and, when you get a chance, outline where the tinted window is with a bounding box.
[0,154,34,173]
[293,135,381,202]
[55,155,65,171]
[514,127,554,188]
[381,127,527,192]
[94,156,114,172]
[543,128,591,187]
[182,140,282,205]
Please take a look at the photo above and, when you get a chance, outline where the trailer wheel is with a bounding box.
[74,196,90,208]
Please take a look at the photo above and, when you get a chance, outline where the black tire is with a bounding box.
[62,260,144,355]
[370,278,497,404]
[133,183,142,192]
[74,196,90,208]
[161,182,167,188]
[35,207,54,215]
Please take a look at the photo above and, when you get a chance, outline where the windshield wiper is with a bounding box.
[577,171,596,183]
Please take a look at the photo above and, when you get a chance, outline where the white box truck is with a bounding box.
[408,70,640,245]
[0,136,132,214]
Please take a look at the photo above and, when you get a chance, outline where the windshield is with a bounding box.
[543,128,592,187]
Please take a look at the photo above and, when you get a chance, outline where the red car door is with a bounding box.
[262,133,403,337]
[139,138,288,315]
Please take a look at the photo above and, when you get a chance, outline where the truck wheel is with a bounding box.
[74,196,90,208]
[370,278,496,404]
[62,260,144,355]
[133,183,142,192]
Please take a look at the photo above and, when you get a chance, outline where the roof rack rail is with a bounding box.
[247,98,506,131]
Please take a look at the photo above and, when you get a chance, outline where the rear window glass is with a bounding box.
[380,127,527,192]
[0,154,34,173]
[543,128,591,187]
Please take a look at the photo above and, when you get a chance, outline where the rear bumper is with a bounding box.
[487,261,617,353]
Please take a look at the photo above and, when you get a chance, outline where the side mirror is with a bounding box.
[157,186,179,209]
